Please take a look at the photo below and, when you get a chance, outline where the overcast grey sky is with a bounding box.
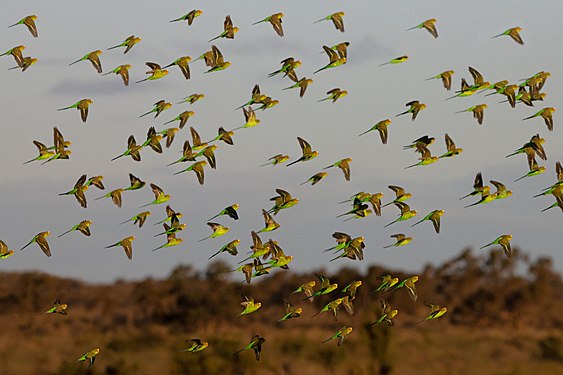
[0,0,561,282]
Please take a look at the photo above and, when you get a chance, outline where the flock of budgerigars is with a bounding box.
[1,7,562,367]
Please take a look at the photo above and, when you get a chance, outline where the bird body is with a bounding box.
[107,35,141,54]
[408,18,438,38]
[69,50,102,73]
[480,234,513,257]
[9,15,38,37]
[105,236,135,260]
[21,232,51,257]
[77,348,100,367]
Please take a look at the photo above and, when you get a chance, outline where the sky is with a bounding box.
[0,0,561,283]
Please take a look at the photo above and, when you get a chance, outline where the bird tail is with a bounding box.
[492,33,503,39]
[268,71,280,78]
[198,235,211,243]
[110,154,124,162]
[166,159,182,167]
[444,94,458,101]
[101,71,113,76]
[323,246,337,253]
[107,45,120,50]
[40,156,56,165]
[342,216,354,222]
[20,239,34,251]
[8,65,20,71]
[139,110,153,117]
[140,202,153,208]
[459,192,474,200]
[318,97,331,103]
[505,151,520,158]
[208,35,220,43]
[406,26,419,31]
[136,78,149,84]
[153,232,166,238]
[395,110,409,117]
[541,203,557,212]
[172,168,188,176]
[479,243,492,250]
[321,336,334,344]
[464,201,480,208]
[383,219,397,228]
[329,254,343,262]
[57,228,74,238]
[119,218,132,225]
[404,162,419,169]
[358,129,372,137]
[383,244,394,249]
[379,62,390,67]
[208,250,222,260]
[314,18,326,24]
[411,219,424,227]
[313,67,324,74]
[513,174,528,183]
[68,59,82,66]
[152,244,165,252]
[252,20,264,25]
[94,195,107,201]
[484,92,496,97]
[23,158,37,165]
[522,115,535,121]
[8,22,20,28]
[57,106,73,111]
[285,159,300,167]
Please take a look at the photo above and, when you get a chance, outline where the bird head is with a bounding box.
[195,10,203,17]
[30,15,38,21]
[93,50,102,56]
[44,231,51,237]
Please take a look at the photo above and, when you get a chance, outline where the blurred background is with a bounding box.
[0,0,562,373]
